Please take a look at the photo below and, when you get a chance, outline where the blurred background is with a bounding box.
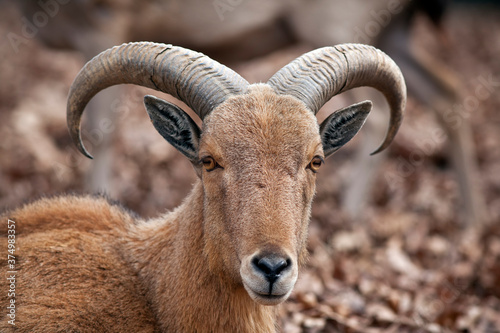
[0,0,499,331]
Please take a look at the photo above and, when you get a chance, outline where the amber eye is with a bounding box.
[201,156,220,172]
[307,156,324,173]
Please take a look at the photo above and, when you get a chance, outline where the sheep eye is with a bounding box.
[201,156,220,172]
[307,156,324,173]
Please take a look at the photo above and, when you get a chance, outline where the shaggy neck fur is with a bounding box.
[125,181,278,332]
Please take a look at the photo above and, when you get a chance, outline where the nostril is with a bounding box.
[252,256,291,282]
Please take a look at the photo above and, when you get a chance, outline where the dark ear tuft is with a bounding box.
[144,95,201,163]
[320,101,372,157]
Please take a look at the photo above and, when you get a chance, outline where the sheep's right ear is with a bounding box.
[144,95,201,164]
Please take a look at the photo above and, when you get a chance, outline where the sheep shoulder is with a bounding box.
[2,194,139,236]
[0,195,159,332]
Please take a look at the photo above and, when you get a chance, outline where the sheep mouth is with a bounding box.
[246,287,289,305]
[256,293,286,300]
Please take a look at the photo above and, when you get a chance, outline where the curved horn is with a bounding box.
[267,44,406,154]
[67,42,249,158]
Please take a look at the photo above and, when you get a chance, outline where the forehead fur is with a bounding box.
[200,84,321,161]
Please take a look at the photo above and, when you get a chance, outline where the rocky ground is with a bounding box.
[1,3,499,332]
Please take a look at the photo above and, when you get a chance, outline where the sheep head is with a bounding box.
[67,42,406,305]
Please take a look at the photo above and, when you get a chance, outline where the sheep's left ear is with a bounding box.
[144,95,201,164]
[319,101,372,157]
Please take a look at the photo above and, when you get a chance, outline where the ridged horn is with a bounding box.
[267,44,406,155]
[67,42,249,158]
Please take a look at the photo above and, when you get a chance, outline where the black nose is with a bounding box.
[252,255,291,283]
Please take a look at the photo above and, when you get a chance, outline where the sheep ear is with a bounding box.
[144,95,201,163]
[319,101,372,157]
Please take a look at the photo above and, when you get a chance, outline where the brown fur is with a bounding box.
[0,196,158,332]
[1,85,322,332]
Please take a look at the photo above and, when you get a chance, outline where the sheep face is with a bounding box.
[197,85,321,305]
[144,84,371,306]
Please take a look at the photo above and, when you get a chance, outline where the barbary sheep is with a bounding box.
[1,42,406,332]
